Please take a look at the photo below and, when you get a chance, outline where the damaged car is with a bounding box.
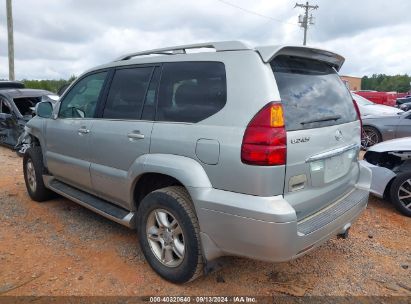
[0,89,58,149]
[362,137,411,216]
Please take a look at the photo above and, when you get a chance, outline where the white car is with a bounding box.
[352,92,403,117]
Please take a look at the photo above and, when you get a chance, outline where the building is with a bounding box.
[340,75,362,91]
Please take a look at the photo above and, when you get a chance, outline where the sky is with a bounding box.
[0,0,409,80]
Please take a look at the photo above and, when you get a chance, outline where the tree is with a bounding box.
[22,77,76,94]
[361,74,411,92]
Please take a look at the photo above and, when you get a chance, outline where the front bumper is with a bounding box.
[190,162,372,262]
[359,160,396,198]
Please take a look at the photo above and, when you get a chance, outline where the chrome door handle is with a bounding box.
[127,132,145,140]
[78,127,90,134]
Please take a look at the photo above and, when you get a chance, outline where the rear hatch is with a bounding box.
[270,54,360,221]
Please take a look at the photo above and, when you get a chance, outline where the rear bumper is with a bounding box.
[190,161,372,262]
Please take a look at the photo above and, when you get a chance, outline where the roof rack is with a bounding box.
[114,41,250,61]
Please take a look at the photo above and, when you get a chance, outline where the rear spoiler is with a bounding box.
[255,45,345,71]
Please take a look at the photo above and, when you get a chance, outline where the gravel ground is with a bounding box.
[0,146,410,296]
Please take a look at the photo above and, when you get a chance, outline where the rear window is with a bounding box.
[157,62,226,123]
[271,56,356,131]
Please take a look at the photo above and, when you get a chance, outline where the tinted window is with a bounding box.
[103,67,153,119]
[157,62,226,123]
[271,56,356,131]
[59,72,107,118]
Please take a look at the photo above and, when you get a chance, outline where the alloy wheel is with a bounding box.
[26,159,37,193]
[397,179,411,211]
[362,128,379,148]
[146,209,185,267]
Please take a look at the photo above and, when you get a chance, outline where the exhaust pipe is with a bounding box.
[337,223,351,239]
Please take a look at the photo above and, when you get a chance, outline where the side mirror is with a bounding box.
[0,113,13,121]
[35,101,53,118]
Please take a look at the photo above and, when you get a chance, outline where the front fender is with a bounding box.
[359,160,395,198]
[25,118,48,163]
[363,123,394,141]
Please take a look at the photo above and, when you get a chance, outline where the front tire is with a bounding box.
[389,173,411,217]
[23,147,53,202]
[137,186,204,283]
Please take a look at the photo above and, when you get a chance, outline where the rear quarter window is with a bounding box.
[271,56,357,131]
[157,62,226,123]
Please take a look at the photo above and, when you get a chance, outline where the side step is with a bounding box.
[46,177,135,228]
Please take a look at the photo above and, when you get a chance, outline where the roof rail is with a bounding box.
[114,41,250,61]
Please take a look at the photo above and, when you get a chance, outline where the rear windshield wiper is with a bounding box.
[300,115,342,125]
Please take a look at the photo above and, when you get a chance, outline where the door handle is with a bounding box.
[78,127,90,135]
[127,131,145,140]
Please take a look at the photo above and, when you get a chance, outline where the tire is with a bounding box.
[389,173,411,217]
[137,186,204,283]
[362,126,382,148]
[23,147,54,202]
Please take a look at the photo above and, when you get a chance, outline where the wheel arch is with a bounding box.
[24,118,48,162]
[129,154,212,212]
[363,124,382,136]
[383,176,396,200]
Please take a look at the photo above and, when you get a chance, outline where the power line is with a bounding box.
[294,1,318,46]
[215,0,295,26]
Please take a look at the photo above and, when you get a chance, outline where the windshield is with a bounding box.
[352,93,374,106]
[13,97,41,116]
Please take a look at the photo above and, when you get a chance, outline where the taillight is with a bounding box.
[241,102,286,166]
[352,99,363,137]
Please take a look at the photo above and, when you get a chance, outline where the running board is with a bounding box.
[44,176,135,228]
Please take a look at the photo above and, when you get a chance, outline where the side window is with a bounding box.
[0,99,11,114]
[59,71,107,119]
[103,67,153,119]
[157,62,227,123]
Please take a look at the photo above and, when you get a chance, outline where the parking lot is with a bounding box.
[0,146,410,296]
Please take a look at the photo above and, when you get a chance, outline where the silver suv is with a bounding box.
[22,41,371,283]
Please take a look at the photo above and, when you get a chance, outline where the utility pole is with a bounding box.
[295,2,318,46]
[6,0,15,80]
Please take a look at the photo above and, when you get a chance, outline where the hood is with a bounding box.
[362,113,402,120]
[368,137,411,152]
[361,104,403,116]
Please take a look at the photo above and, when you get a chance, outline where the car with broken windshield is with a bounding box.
[20,41,371,283]
[0,88,57,149]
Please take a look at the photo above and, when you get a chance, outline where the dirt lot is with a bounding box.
[0,146,410,296]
